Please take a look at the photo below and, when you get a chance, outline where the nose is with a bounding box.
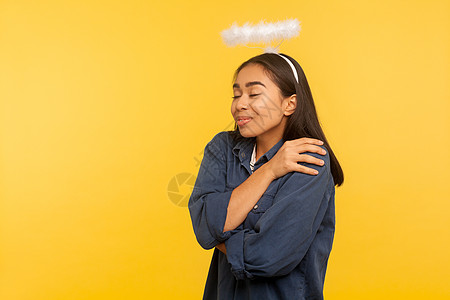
[235,95,249,110]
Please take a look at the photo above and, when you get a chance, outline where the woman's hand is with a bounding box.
[265,138,327,180]
[216,242,227,255]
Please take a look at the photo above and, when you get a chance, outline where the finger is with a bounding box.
[297,154,325,166]
[294,163,319,175]
[295,144,327,155]
[292,137,324,146]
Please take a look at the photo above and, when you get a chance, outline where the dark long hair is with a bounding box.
[232,53,344,187]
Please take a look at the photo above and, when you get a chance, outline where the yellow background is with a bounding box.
[1,0,449,299]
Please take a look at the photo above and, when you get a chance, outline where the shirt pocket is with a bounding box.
[225,182,237,192]
[226,179,280,214]
[225,183,274,213]
[251,191,275,213]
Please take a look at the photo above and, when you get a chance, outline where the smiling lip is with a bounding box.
[236,117,252,126]
[236,116,252,121]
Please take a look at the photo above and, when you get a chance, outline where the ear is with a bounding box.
[283,94,297,116]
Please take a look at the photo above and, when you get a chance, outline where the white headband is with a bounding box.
[276,54,299,84]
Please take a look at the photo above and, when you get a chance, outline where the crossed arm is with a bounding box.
[215,161,276,255]
[188,132,332,280]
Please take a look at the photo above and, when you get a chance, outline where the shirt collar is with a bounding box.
[232,135,285,164]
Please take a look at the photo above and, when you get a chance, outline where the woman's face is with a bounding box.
[231,63,295,138]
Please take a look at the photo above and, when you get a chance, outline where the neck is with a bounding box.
[255,119,286,161]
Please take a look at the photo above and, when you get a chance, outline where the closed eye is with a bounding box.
[232,94,261,99]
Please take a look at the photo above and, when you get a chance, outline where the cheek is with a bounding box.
[253,98,283,118]
[230,102,236,113]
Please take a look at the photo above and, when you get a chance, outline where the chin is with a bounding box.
[238,127,259,138]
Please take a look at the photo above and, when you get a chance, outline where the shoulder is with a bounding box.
[298,144,331,175]
[207,130,241,150]
[278,143,331,188]
[204,130,238,161]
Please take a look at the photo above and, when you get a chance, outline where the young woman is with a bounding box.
[188,53,344,300]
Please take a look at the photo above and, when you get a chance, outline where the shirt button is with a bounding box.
[253,204,258,209]
[241,153,245,158]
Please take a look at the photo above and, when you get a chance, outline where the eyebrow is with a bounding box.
[233,81,266,89]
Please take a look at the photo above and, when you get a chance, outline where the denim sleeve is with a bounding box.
[224,149,332,280]
[188,132,242,250]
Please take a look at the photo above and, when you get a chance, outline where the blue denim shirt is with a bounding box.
[188,130,336,300]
